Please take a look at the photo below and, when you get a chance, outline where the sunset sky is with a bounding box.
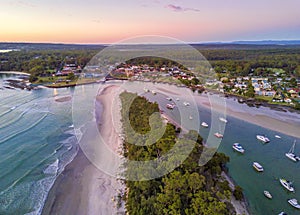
[1,0,300,44]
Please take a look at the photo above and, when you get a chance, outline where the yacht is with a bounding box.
[275,135,281,139]
[214,132,223,138]
[280,178,294,192]
[219,117,228,123]
[263,190,272,199]
[285,140,300,162]
[256,135,270,143]
[253,162,264,172]
[201,122,209,128]
[232,143,245,153]
[288,198,300,209]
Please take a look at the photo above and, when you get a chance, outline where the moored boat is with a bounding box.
[183,101,190,106]
[219,117,228,123]
[263,190,272,199]
[232,143,245,153]
[201,122,209,128]
[285,140,300,162]
[253,162,264,172]
[275,135,281,139]
[166,104,175,109]
[279,178,294,192]
[214,132,223,138]
[288,198,300,209]
[256,135,270,143]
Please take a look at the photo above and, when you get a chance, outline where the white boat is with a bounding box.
[280,178,294,192]
[263,190,272,199]
[143,87,149,92]
[285,140,300,162]
[166,104,175,109]
[10,106,16,110]
[288,198,300,209]
[214,132,223,138]
[151,90,156,95]
[253,162,264,172]
[232,143,245,153]
[256,135,270,143]
[278,212,287,215]
[201,122,209,128]
[219,117,228,123]
[275,135,281,139]
[176,98,180,101]
[166,97,172,101]
[189,116,193,120]
[183,101,190,106]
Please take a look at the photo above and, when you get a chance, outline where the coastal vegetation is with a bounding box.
[120,92,242,215]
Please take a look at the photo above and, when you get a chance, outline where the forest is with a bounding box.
[119,92,243,215]
[1,43,300,78]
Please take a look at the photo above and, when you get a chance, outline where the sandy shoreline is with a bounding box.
[42,84,125,215]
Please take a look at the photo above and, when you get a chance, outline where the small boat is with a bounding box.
[10,106,16,110]
[253,162,264,172]
[151,90,156,95]
[166,97,172,101]
[219,117,228,123]
[288,198,300,209]
[69,124,74,128]
[176,98,180,101]
[285,140,300,162]
[143,87,149,92]
[232,143,245,153]
[214,132,223,138]
[275,135,281,139]
[201,122,209,128]
[256,135,270,143]
[183,101,190,106]
[189,116,193,120]
[280,178,294,192]
[166,104,175,109]
[278,212,287,215]
[263,190,272,199]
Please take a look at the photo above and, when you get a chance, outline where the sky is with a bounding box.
[0,0,300,44]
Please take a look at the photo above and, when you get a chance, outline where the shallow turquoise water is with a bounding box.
[0,74,78,214]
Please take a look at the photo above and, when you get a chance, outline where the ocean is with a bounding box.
[0,77,300,215]
[0,74,78,214]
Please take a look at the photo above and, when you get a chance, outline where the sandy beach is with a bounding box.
[42,84,125,215]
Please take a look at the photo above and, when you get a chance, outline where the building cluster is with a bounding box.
[214,74,300,105]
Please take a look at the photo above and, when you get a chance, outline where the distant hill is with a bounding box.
[229,40,300,45]
[0,42,105,51]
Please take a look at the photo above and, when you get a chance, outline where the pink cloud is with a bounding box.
[165,4,200,12]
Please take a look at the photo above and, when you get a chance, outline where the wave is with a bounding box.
[43,159,59,175]
[0,113,48,145]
